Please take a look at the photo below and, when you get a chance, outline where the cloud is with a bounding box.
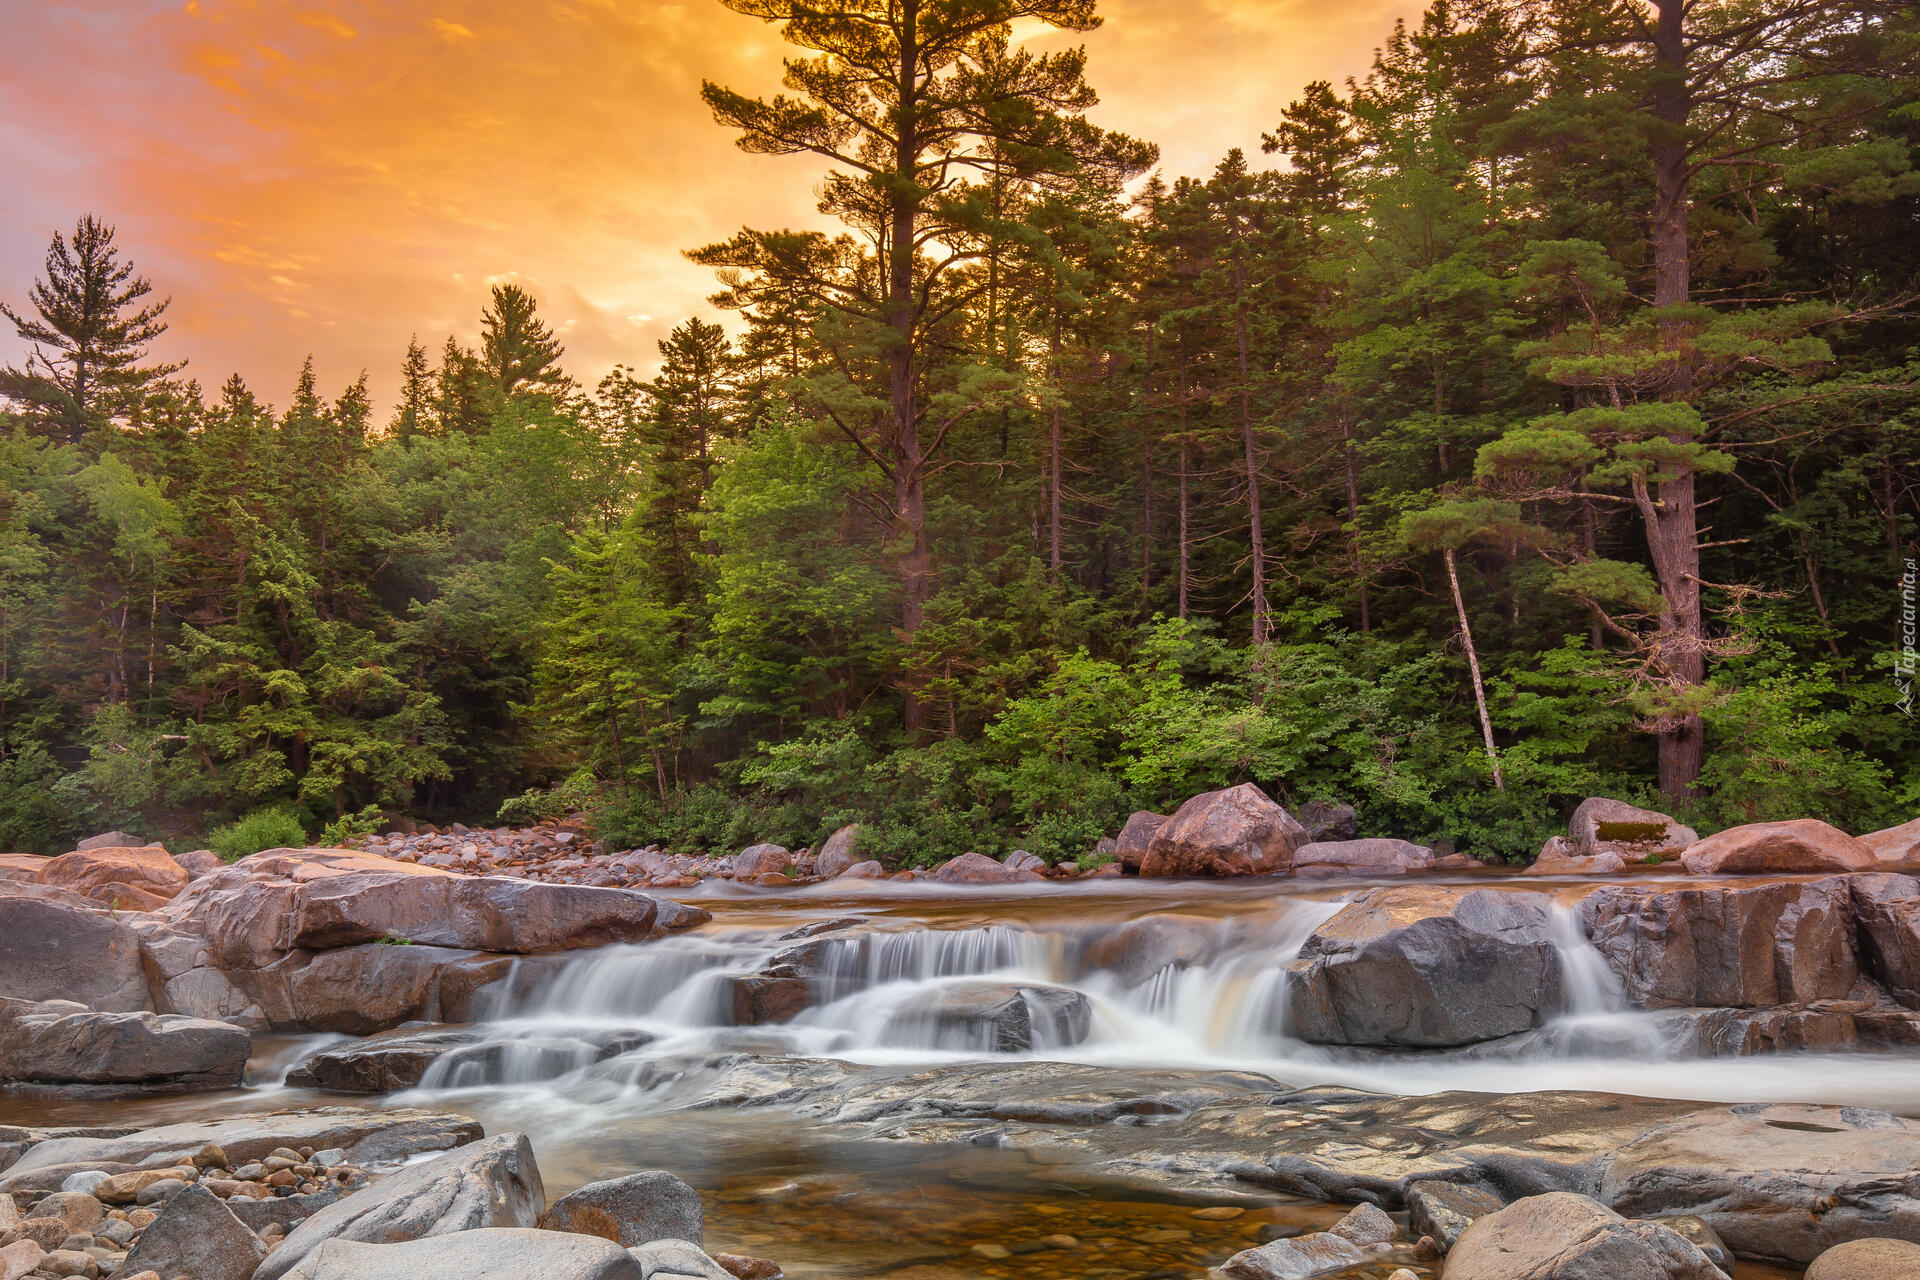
[0,0,1415,412]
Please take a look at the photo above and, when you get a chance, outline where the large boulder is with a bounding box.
[0,894,151,1012]
[286,1025,652,1092]
[931,851,1043,884]
[1862,818,1920,871]
[813,826,864,879]
[1569,798,1698,863]
[159,848,665,967]
[35,845,188,910]
[1138,784,1306,878]
[238,943,517,1034]
[1406,1179,1504,1251]
[1297,800,1360,844]
[1217,1231,1365,1279]
[1291,838,1434,877]
[1805,1238,1920,1279]
[130,920,267,1026]
[1282,887,1565,1047]
[882,982,1091,1052]
[540,1171,703,1246]
[120,1183,268,1280]
[732,844,792,880]
[1850,874,1920,1009]
[1580,877,1859,1008]
[1446,1193,1727,1280]
[1112,811,1169,873]
[256,1132,546,1280]
[1679,819,1875,875]
[285,1027,489,1092]
[279,1229,645,1280]
[0,997,248,1090]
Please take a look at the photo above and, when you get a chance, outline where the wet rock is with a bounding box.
[1406,1179,1502,1251]
[1,1111,481,1195]
[813,826,864,879]
[1113,811,1169,873]
[1650,1000,1905,1055]
[278,1229,645,1280]
[1804,1237,1920,1278]
[1139,785,1306,878]
[1296,801,1359,845]
[1848,874,1920,1009]
[284,1027,489,1092]
[732,845,792,880]
[292,873,663,953]
[931,852,1043,884]
[1291,838,1433,876]
[1076,912,1219,986]
[725,974,810,1026]
[131,921,268,1026]
[257,1133,545,1280]
[239,942,517,1034]
[1217,1231,1366,1278]
[882,983,1091,1051]
[1679,819,1875,875]
[1327,1202,1395,1245]
[1569,798,1698,863]
[540,1171,703,1246]
[1446,1193,1726,1280]
[1580,877,1858,1008]
[0,998,249,1091]
[120,1184,266,1280]
[0,896,152,1013]
[712,1252,782,1280]
[1862,817,1920,870]
[1283,887,1565,1047]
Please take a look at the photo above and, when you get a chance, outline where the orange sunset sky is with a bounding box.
[0,0,1418,411]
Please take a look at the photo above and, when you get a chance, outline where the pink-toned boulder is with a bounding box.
[1138,784,1306,878]
[932,852,1044,884]
[1524,837,1627,877]
[733,843,794,879]
[1569,797,1697,863]
[1680,819,1875,875]
[838,860,886,879]
[1112,811,1169,873]
[36,845,189,908]
[0,854,46,881]
[1862,817,1920,871]
[815,825,865,878]
[1292,838,1434,876]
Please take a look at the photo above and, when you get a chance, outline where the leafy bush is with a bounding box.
[208,806,309,861]
[319,803,385,846]
[496,767,600,827]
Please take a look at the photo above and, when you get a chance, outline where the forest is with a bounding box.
[0,0,1914,863]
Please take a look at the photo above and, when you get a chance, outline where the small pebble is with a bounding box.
[969,1243,1011,1259]
[1190,1206,1244,1220]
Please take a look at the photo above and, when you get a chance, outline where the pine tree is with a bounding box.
[0,216,181,442]
[480,284,566,398]
[391,338,434,444]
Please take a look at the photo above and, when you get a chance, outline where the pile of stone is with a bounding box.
[0,1113,778,1280]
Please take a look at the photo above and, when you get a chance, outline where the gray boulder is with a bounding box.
[120,1184,267,1280]
[251,1132,546,1280]
[540,1171,703,1247]
[280,1229,644,1280]
[1580,878,1858,1008]
[0,895,151,1012]
[1445,1193,1727,1280]
[1296,800,1359,844]
[75,832,141,851]
[0,997,249,1090]
[1406,1179,1503,1250]
[1217,1231,1366,1279]
[1849,874,1920,1009]
[1076,912,1219,986]
[1113,811,1169,872]
[1283,887,1565,1047]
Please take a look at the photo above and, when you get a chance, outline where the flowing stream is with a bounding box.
[10,873,1904,1279]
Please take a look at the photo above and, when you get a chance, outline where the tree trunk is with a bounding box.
[1445,547,1504,790]
[1648,0,1705,800]
[1340,409,1368,634]
[1231,256,1268,643]
[890,0,929,731]
[1176,342,1191,621]
[1049,315,1063,576]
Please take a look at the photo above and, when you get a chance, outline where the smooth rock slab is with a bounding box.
[1445,1192,1726,1280]
[1291,838,1434,876]
[0,998,248,1090]
[280,1229,644,1280]
[120,1184,266,1280]
[0,896,151,1013]
[1679,819,1874,875]
[256,1132,546,1280]
[540,1171,704,1246]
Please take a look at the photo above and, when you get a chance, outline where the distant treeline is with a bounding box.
[1,0,1915,861]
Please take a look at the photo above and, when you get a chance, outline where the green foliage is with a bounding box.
[208,806,308,861]
[319,804,384,846]
[496,768,600,827]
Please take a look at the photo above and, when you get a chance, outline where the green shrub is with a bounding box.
[208,806,309,861]
[319,803,384,846]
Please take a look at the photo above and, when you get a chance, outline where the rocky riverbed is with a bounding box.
[9,790,1920,1279]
